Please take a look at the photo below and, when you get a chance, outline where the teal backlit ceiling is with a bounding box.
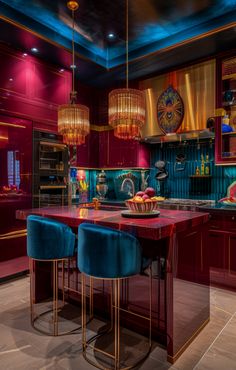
[149,140,233,201]
[1,0,236,68]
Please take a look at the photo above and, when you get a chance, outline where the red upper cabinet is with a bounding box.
[215,54,236,164]
[70,130,99,168]
[99,130,150,168]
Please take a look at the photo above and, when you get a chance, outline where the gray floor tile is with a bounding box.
[1,276,236,370]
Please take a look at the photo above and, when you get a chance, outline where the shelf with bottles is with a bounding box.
[215,55,236,164]
[189,175,212,178]
[192,154,211,177]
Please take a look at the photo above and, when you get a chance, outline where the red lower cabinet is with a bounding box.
[175,225,209,285]
[206,213,236,290]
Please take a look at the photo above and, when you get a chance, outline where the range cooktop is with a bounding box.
[158,199,215,211]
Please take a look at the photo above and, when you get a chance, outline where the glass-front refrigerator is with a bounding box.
[0,114,32,280]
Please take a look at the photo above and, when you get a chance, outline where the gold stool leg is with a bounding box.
[62,259,65,306]
[53,260,59,336]
[29,258,34,325]
[114,279,120,370]
[81,273,87,353]
[149,264,152,348]
[89,276,94,320]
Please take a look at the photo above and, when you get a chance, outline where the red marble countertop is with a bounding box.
[16,205,209,240]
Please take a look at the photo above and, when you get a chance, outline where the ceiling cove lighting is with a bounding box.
[58,1,89,146]
[108,0,145,140]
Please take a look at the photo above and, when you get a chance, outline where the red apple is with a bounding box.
[145,187,155,197]
[136,191,145,197]
[142,194,150,201]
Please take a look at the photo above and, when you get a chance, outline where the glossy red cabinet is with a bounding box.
[69,130,99,168]
[99,130,149,168]
[0,114,32,280]
[206,212,236,290]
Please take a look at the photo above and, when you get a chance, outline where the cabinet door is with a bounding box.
[75,132,98,168]
[176,229,204,283]
[76,137,89,167]
[207,229,226,284]
[215,55,236,164]
[99,131,109,167]
[225,233,236,288]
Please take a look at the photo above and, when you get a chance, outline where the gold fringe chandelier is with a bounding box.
[108,0,145,140]
[58,1,90,146]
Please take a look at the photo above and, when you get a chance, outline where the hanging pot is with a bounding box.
[155,170,168,181]
[175,153,186,162]
[154,160,166,171]
[174,153,186,171]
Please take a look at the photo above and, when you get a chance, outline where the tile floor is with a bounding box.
[0,276,236,370]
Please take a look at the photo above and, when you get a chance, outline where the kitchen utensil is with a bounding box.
[154,160,166,170]
[174,153,186,171]
[155,170,168,181]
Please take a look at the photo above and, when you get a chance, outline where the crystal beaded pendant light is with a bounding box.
[108,0,145,140]
[58,1,89,146]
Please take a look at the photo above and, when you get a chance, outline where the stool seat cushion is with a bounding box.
[78,223,142,279]
[27,215,75,260]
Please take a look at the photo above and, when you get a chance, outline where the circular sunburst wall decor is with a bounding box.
[157,85,184,134]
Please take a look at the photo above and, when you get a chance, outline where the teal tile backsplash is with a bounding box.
[149,139,235,201]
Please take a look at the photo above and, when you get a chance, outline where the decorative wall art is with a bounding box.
[157,85,184,134]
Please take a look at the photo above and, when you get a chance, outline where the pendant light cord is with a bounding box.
[72,9,75,94]
[126,0,128,89]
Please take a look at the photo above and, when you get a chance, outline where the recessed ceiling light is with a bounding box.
[9,78,13,82]
[23,53,28,57]
[107,33,115,39]
[70,64,76,69]
[59,68,65,73]
[31,47,38,53]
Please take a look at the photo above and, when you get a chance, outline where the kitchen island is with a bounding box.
[17,205,209,363]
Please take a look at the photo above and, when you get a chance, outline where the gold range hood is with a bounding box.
[139,59,216,144]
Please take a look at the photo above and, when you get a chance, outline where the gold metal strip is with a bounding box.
[63,286,80,294]
[167,318,210,363]
[0,232,27,240]
[0,107,56,126]
[0,121,26,128]
[90,124,113,132]
[87,343,115,359]
[113,306,151,321]
[0,229,27,237]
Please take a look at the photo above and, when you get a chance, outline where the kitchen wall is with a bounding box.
[149,139,235,201]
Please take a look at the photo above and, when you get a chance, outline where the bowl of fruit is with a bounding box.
[126,188,164,213]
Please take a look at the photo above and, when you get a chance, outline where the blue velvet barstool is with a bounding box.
[78,223,152,370]
[27,215,76,336]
